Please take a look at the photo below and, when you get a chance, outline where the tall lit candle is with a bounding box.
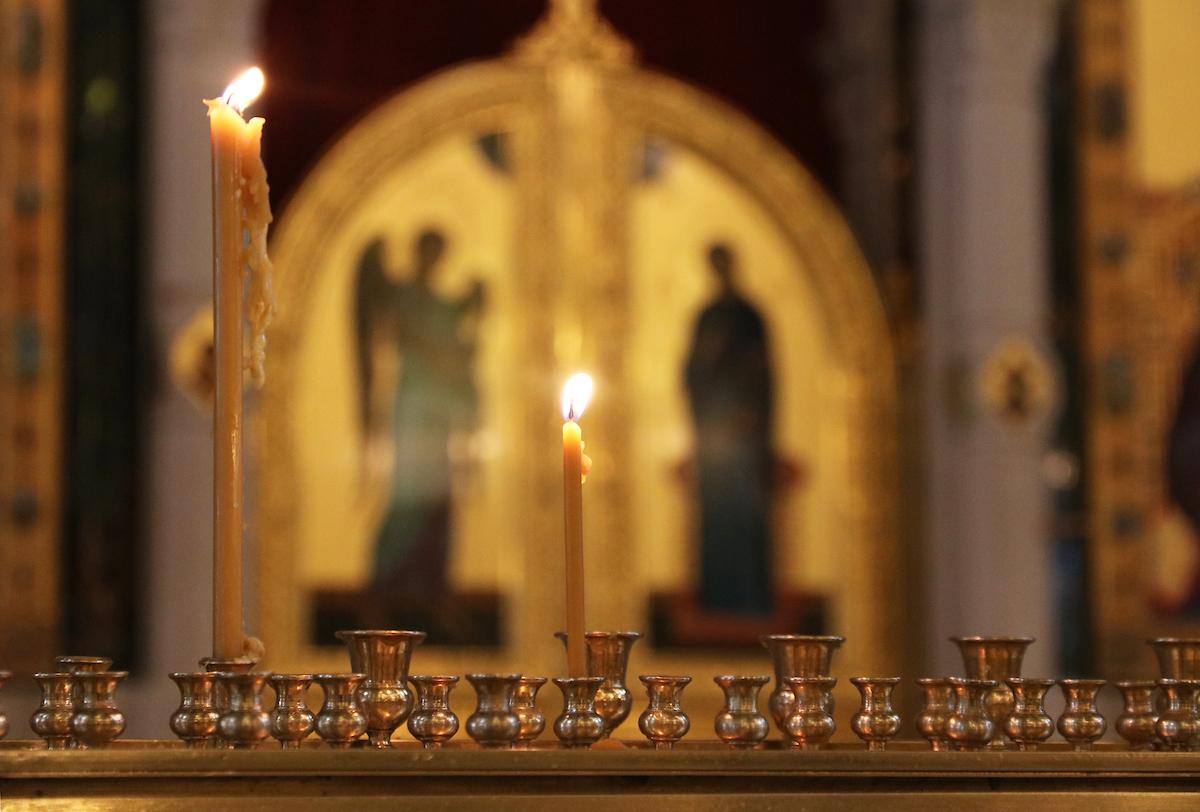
[205,67,274,660]
[561,373,594,677]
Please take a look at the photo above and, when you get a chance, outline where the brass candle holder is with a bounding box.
[713,675,770,749]
[70,671,128,749]
[1114,679,1158,751]
[553,676,605,749]
[31,672,74,749]
[950,636,1033,748]
[1056,679,1107,751]
[1148,638,1200,717]
[465,673,521,749]
[1148,638,1200,680]
[1003,678,1055,750]
[55,656,112,748]
[168,672,221,748]
[946,677,996,751]
[781,676,836,750]
[54,655,112,674]
[408,675,460,749]
[513,676,548,747]
[336,629,425,749]
[216,672,272,749]
[0,669,10,741]
[850,677,902,751]
[200,656,256,748]
[268,674,316,750]
[638,675,691,750]
[915,677,955,751]
[760,635,844,733]
[555,631,642,738]
[314,673,368,749]
[1156,678,1200,751]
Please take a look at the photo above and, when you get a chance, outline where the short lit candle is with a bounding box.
[561,373,594,677]
[205,67,274,661]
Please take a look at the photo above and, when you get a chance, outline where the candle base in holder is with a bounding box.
[201,656,256,749]
[555,631,642,738]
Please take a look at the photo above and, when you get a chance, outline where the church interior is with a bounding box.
[2,0,1200,804]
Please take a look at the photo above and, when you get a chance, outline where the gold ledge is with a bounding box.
[2,740,1200,778]
[2,743,1198,811]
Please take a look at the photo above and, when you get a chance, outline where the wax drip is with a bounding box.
[239,116,275,388]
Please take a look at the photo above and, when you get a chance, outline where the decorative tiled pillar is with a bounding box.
[0,0,65,676]
[917,0,1061,676]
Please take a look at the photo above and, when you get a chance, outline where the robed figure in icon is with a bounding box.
[1162,343,1200,615]
[684,243,780,615]
[355,229,484,617]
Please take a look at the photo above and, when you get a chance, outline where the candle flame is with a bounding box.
[561,372,594,422]
[221,67,265,114]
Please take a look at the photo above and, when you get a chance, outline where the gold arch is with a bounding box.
[259,25,904,707]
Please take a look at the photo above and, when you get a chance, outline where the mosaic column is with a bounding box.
[0,0,65,675]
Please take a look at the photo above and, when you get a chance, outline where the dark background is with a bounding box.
[258,0,839,213]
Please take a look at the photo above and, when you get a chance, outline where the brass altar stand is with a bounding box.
[2,742,1199,810]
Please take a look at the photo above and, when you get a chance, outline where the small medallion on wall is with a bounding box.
[977,336,1057,429]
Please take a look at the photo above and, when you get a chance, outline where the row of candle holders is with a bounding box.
[2,656,132,749]
[4,632,1200,751]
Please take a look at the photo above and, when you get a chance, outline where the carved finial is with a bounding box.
[513,0,635,67]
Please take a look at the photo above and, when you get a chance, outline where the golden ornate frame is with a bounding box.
[0,0,64,672]
[1077,0,1200,674]
[259,1,902,697]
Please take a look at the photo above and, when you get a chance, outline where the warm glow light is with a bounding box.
[221,67,265,114]
[561,372,594,422]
